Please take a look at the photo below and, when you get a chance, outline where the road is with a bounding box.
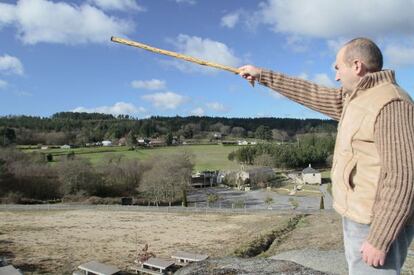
[187,186,324,211]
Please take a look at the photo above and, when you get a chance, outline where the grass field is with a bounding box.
[0,210,295,274]
[23,145,241,171]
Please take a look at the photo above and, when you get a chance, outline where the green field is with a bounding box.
[23,145,241,171]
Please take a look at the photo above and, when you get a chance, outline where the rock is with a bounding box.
[174,257,332,275]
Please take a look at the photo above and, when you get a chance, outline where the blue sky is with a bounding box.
[1,0,414,119]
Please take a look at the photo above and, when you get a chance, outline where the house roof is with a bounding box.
[143,258,175,269]
[171,251,208,261]
[77,261,120,275]
[0,265,22,275]
[302,164,319,174]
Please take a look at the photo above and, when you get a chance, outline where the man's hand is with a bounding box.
[360,240,386,267]
[238,65,262,85]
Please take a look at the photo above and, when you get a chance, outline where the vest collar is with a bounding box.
[356,70,396,90]
[348,70,396,99]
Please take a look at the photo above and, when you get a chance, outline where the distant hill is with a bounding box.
[0,112,337,146]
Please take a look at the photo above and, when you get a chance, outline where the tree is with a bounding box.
[126,131,137,147]
[231,127,247,138]
[0,127,16,146]
[272,129,289,143]
[164,132,173,146]
[320,195,325,210]
[139,152,194,206]
[255,125,272,141]
[57,158,99,196]
[207,192,219,207]
[99,157,144,197]
[264,196,273,208]
[46,154,53,162]
[253,153,274,167]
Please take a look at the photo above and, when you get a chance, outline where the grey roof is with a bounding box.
[171,251,209,261]
[302,165,319,174]
[143,258,175,269]
[78,261,120,275]
[0,265,22,275]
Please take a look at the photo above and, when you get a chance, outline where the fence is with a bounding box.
[0,203,324,215]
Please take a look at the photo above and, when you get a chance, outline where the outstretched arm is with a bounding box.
[239,65,344,121]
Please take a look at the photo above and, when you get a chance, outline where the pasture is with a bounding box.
[22,144,241,171]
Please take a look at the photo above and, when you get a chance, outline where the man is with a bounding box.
[238,38,414,274]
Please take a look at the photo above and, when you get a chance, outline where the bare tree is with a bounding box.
[139,151,194,206]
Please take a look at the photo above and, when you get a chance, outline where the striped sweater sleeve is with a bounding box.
[367,100,414,252]
[258,70,344,121]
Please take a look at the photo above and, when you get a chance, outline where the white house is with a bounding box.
[238,140,249,145]
[60,144,71,149]
[102,140,112,147]
[302,164,321,185]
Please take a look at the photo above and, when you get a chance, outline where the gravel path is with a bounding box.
[271,249,414,274]
[270,249,347,275]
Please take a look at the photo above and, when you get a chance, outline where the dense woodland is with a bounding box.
[0,112,337,146]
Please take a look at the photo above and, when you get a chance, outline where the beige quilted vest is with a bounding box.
[332,71,413,224]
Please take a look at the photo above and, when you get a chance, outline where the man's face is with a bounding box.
[335,47,359,93]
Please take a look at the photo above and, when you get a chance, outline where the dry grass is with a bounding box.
[264,211,343,256]
[0,209,290,274]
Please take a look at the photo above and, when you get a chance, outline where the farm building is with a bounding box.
[302,164,321,185]
[102,140,112,146]
[191,171,218,188]
[171,251,208,266]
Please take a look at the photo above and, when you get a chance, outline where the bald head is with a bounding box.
[342,38,383,73]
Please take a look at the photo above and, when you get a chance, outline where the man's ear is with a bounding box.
[353,59,366,76]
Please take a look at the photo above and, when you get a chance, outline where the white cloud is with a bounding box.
[72,102,145,116]
[131,79,166,90]
[384,45,414,67]
[206,102,227,112]
[253,0,414,39]
[14,90,32,96]
[167,34,241,73]
[0,55,24,75]
[297,72,308,80]
[87,0,145,12]
[313,73,336,87]
[221,12,240,28]
[0,79,8,89]
[142,92,188,109]
[175,0,196,5]
[0,0,134,45]
[190,107,204,116]
[298,72,336,87]
[0,3,16,28]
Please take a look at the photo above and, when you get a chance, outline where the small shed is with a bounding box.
[141,258,175,274]
[171,251,208,266]
[302,164,321,185]
[76,261,120,275]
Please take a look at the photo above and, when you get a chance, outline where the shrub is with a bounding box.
[46,153,53,162]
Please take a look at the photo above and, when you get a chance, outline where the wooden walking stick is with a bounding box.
[111,37,257,86]
[110,36,240,74]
